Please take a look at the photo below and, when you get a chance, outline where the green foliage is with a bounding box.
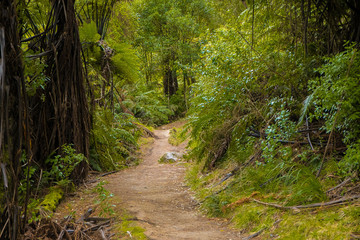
[134,0,214,100]
[309,45,360,143]
[90,109,139,171]
[18,154,38,201]
[43,144,87,186]
[19,144,86,202]
[93,181,116,216]
[122,86,173,125]
[107,1,138,41]
[168,126,187,146]
[110,42,140,83]
[116,213,147,240]
[23,54,49,97]
[182,2,360,237]
[274,205,360,239]
[233,204,274,232]
[39,186,64,213]
[79,21,101,43]
[27,186,64,223]
[338,141,360,177]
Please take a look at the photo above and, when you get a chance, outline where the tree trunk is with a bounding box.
[0,0,27,238]
[32,0,91,182]
[163,65,178,96]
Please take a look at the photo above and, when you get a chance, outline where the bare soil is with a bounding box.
[104,123,242,240]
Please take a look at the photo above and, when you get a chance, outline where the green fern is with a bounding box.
[90,109,140,171]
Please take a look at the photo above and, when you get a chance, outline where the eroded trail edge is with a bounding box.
[104,126,241,240]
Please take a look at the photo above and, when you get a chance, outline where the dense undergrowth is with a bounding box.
[179,1,360,239]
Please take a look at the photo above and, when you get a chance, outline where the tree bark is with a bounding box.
[31,0,91,182]
[0,0,27,238]
[163,65,178,96]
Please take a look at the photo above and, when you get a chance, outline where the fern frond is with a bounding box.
[298,89,317,126]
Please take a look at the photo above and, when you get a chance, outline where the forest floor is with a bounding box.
[55,121,242,239]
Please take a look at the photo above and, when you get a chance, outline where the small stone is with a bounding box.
[158,152,182,163]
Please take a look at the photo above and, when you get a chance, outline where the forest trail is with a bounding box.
[104,123,242,240]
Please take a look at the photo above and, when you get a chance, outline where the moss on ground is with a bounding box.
[186,162,360,240]
[114,213,148,240]
[40,186,64,212]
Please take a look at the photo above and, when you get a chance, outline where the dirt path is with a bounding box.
[104,125,242,240]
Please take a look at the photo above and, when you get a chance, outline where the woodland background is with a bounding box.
[1,0,360,239]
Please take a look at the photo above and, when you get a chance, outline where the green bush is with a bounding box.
[309,45,360,144]
[90,109,139,171]
[339,141,360,178]
[43,144,86,186]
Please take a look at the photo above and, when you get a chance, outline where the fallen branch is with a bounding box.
[203,151,261,202]
[84,217,111,223]
[99,228,108,240]
[134,122,157,138]
[222,192,260,212]
[350,232,360,239]
[84,220,111,232]
[242,228,265,240]
[213,166,240,188]
[57,216,72,240]
[100,171,118,177]
[213,150,261,188]
[77,208,93,223]
[326,177,352,194]
[252,194,360,210]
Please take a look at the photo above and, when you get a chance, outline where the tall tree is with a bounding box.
[0,0,28,238]
[28,0,91,181]
[135,0,212,96]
